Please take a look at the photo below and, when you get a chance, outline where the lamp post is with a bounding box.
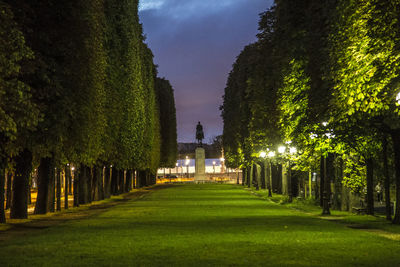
[278,143,296,202]
[260,151,267,192]
[321,122,335,215]
[213,161,216,173]
[267,151,276,197]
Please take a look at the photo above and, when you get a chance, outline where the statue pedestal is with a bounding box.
[194,147,206,182]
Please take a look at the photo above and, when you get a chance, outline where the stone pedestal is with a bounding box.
[194,147,206,182]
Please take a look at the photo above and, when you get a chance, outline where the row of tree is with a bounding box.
[0,0,177,223]
[221,0,400,222]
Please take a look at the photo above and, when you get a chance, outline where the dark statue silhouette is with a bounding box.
[196,121,204,146]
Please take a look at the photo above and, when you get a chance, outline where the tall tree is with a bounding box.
[0,2,39,221]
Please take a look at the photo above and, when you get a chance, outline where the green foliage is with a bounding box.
[155,78,178,168]
[0,3,39,159]
[222,0,400,202]
[2,0,176,171]
[341,152,367,193]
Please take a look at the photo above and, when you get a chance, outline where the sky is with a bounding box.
[139,0,273,143]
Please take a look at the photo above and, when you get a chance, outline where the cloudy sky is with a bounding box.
[139,0,273,143]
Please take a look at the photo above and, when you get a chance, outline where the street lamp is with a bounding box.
[267,151,276,197]
[213,161,216,173]
[278,142,296,202]
[321,121,334,215]
[278,146,286,154]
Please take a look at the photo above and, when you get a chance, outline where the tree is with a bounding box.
[0,2,39,221]
[155,78,178,168]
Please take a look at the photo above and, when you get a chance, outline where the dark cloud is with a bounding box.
[139,0,273,143]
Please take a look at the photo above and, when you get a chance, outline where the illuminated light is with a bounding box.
[213,161,216,165]
[325,133,335,139]
[176,162,178,167]
[268,151,276,158]
[285,140,292,145]
[110,165,113,168]
[71,167,75,171]
[289,147,297,154]
[397,92,400,105]
[322,122,328,127]
[310,133,318,139]
[220,157,225,162]
[259,151,267,158]
[278,146,286,154]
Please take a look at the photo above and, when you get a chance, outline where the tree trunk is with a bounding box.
[321,154,330,215]
[0,160,6,223]
[268,161,273,197]
[88,166,92,203]
[5,170,12,210]
[125,170,132,193]
[48,164,55,213]
[68,168,72,195]
[282,163,288,195]
[34,157,52,214]
[365,157,374,215]
[332,156,342,210]
[79,165,90,204]
[391,129,400,224]
[98,166,104,200]
[10,149,32,219]
[73,167,79,207]
[92,165,103,201]
[319,156,324,207]
[104,166,111,198]
[28,180,32,205]
[119,170,124,194]
[111,167,118,195]
[383,134,391,221]
[137,170,144,188]
[65,165,70,210]
[247,165,252,188]
[92,166,98,201]
[133,170,137,189]
[260,162,266,190]
[56,169,61,211]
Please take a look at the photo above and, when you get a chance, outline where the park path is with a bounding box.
[0,184,400,266]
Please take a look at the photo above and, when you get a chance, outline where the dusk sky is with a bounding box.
[139,0,273,143]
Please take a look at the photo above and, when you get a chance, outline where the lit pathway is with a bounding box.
[1,184,399,266]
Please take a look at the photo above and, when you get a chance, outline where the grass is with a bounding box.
[250,187,400,235]
[1,184,400,266]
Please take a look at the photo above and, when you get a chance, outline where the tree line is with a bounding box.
[0,0,177,223]
[221,0,400,223]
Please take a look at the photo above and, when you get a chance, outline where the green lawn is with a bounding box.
[1,184,400,266]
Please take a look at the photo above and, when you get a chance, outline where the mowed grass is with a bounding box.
[1,184,400,266]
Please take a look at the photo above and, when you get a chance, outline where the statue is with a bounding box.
[196,121,204,146]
